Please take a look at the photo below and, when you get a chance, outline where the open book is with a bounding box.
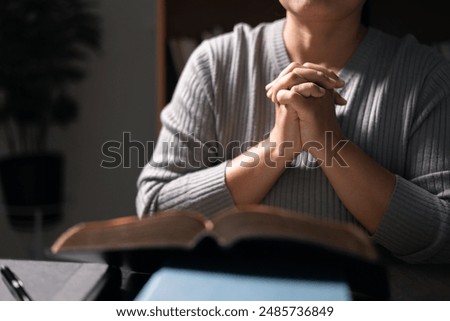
[51,205,378,266]
[51,205,388,299]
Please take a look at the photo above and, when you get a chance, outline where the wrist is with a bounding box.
[302,131,349,167]
[266,134,301,164]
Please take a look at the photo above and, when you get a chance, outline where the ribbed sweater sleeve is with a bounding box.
[372,66,450,263]
[136,42,235,217]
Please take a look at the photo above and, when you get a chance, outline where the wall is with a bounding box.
[369,0,450,45]
[49,0,158,226]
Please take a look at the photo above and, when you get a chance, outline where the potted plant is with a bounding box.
[0,0,101,222]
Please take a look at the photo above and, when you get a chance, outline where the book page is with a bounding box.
[51,210,209,253]
[209,205,378,261]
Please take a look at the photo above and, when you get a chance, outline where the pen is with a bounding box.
[0,265,33,301]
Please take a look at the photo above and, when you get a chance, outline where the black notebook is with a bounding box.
[0,259,120,301]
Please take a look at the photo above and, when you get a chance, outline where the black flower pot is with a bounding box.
[0,153,64,226]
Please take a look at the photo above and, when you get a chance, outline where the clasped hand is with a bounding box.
[266,62,347,161]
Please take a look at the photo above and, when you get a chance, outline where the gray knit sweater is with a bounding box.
[136,19,450,263]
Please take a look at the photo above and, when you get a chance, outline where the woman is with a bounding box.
[136,0,450,263]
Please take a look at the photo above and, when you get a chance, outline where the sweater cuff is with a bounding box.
[372,175,440,262]
[157,161,235,217]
